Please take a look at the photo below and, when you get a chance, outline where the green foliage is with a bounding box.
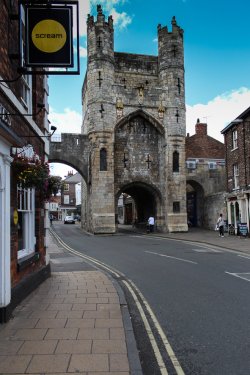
[47,175,62,196]
[12,154,66,200]
[12,155,50,191]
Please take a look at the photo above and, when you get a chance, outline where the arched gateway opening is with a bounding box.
[186,180,205,227]
[116,182,162,230]
[114,110,165,232]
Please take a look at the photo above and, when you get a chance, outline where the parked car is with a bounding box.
[64,216,75,224]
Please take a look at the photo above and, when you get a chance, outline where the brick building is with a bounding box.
[61,172,82,220]
[186,120,226,229]
[49,196,62,221]
[221,107,250,232]
[0,1,50,322]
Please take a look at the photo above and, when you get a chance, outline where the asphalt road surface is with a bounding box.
[51,222,250,375]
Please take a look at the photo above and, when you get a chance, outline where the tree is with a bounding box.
[47,175,62,197]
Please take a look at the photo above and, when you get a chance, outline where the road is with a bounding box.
[51,222,250,375]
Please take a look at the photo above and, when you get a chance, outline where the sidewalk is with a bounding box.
[153,227,250,255]
[0,232,141,375]
[118,224,250,255]
[0,227,249,375]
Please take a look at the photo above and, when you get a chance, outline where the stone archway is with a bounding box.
[49,134,89,182]
[116,181,163,230]
[186,180,205,227]
[114,110,165,231]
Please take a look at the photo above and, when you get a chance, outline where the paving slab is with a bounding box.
[68,354,109,372]
[0,269,135,374]
[26,354,70,373]
[0,232,143,375]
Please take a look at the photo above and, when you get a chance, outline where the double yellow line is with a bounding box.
[49,229,185,375]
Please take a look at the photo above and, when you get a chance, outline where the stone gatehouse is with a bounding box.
[83,5,187,233]
[51,5,188,234]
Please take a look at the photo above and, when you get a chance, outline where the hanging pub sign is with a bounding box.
[25,5,73,67]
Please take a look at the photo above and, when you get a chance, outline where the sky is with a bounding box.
[49,0,250,178]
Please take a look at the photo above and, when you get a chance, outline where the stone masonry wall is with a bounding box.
[81,6,188,233]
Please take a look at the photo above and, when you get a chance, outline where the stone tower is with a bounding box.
[82,5,188,233]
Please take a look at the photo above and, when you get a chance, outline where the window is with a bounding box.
[233,164,239,189]
[21,74,32,109]
[20,6,32,111]
[173,151,179,172]
[64,183,69,191]
[100,148,107,171]
[232,130,238,149]
[17,186,35,259]
[173,201,180,213]
[208,162,217,170]
[64,195,69,204]
[186,160,196,170]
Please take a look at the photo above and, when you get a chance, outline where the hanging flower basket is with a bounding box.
[12,155,50,191]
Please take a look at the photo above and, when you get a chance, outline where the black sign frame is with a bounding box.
[19,1,80,75]
[238,223,248,237]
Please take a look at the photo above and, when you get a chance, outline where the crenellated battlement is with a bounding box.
[87,5,113,31]
[81,9,188,234]
[158,16,184,77]
[86,5,114,62]
[158,16,183,38]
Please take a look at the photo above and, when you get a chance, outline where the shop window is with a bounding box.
[173,151,179,172]
[100,148,107,171]
[17,186,35,259]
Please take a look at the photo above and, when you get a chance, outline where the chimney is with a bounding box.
[195,118,207,136]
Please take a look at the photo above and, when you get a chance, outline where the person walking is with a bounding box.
[216,213,225,237]
[148,216,155,233]
[49,214,53,226]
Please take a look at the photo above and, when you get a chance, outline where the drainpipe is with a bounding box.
[243,121,247,188]
[223,133,228,191]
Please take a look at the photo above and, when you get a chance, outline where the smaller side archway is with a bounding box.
[186,180,205,227]
[48,160,89,228]
[115,181,163,231]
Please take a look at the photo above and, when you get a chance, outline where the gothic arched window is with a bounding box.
[173,151,179,172]
[100,148,107,171]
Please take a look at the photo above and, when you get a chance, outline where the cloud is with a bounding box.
[90,0,127,11]
[49,107,82,134]
[71,0,131,46]
[79,46,87,58]
[49,163,76,179]
[49,87,250,176]
[74,44,87,58]
[68,0,90,38]
[109,8,132,29]
[89,0,132,30]
[186,87,250,142]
